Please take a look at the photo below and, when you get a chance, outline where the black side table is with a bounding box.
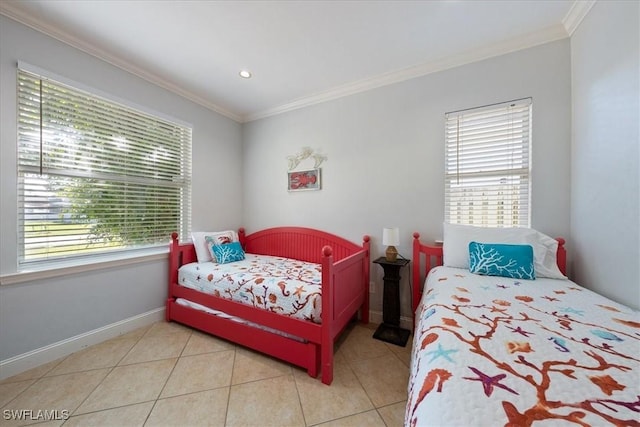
[372,256,411,346]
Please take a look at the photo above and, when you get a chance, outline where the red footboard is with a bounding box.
[166,227,370,385]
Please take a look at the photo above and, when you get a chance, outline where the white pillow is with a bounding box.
[191,230,239,263]
[528,230,566,279]
[442,223,566,279]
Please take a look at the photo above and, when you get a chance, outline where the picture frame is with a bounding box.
[288,168,321,192]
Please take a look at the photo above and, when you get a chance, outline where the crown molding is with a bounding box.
[2,1,575,125]
[245,23,569,122]
[0,3,243,123]
[563,0,596,36]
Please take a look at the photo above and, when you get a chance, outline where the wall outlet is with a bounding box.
[369,282,375,293]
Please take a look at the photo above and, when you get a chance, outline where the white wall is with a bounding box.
[0,16,243,363]
[6,1,635,371]
[242,39,572,322]
[570,1,639,309]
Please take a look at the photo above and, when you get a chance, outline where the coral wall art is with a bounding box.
[286,147,327,171]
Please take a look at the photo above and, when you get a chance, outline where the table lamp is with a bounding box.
[382,227,400,262]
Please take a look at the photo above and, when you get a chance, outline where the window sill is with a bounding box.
[0,248,168,286]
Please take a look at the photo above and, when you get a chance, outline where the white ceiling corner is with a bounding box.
[562,0,597,36]
[0,1,243,122]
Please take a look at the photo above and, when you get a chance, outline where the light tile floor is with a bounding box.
[0,321,412,426]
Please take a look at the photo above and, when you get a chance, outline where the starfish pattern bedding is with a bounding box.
[178,253,323,323]
[406,266,640,426]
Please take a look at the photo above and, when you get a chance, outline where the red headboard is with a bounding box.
[238,227,370,264]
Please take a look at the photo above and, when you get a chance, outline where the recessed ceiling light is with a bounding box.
[239,70,252,79]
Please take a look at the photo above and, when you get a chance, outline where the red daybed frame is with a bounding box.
[166,226,370,385]
[411,232,567,317]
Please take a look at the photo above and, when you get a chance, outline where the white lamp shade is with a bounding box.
[382,227,400,246]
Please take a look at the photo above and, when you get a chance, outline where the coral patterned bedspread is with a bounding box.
[406,266,640,427]
[178,254,322,323]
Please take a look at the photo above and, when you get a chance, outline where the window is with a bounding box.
[445,98,531,228]
[17,65,192,269]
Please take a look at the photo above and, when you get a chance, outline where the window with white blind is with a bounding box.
[17,66,192,269]
[445,98,531,228]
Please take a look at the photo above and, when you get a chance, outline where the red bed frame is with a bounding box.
[166,226,370,385]
[411,233,567,318]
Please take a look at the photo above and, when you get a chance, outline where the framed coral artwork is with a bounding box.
[288,169,321,192]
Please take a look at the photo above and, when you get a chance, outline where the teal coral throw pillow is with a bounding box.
[211,241,245,264]
[468,242,535,280]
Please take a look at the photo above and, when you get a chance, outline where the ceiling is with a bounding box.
[1,1,592,122]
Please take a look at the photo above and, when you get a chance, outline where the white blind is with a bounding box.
[17,68,192,267]
[445,98,531,228]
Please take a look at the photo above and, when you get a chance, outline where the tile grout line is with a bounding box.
[1,322,410,426]
[141,327,193,425]
[291,369,308,427]
[63,324,152,423]
[63,366,116,422]
[0,351,72,417]
[222,347,237,426]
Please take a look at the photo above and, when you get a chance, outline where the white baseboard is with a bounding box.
[0,307,165,381]
[1,307,408,381]
[368,310,413,331]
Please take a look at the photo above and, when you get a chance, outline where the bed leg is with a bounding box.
[360,304,369,324]
[307,343,319,379]
[362,256,370,324]
[165,298,173,322]
[321,341,333,385]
